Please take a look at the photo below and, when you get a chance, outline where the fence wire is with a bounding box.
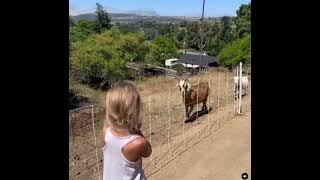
[69,68,251,180]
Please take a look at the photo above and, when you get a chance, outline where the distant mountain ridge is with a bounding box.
[71,13,221,24]
[72,13,144,21]
[125,10,158,16]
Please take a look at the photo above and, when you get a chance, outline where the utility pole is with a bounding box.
[199,0,206,72]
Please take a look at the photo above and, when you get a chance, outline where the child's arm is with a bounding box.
[140,137,152,158]
[133,129,152,158]
[122,134,152,162]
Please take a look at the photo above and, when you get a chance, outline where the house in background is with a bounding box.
[173,54,219,70]
[165,58,179,67]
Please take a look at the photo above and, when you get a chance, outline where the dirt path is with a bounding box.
[148,111,251,180]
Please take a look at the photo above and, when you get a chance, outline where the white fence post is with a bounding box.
[238,62,242,114]
[235,67,238,114]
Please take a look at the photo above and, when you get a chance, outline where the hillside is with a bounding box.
[72,13,220,24]
[72,13,142,21]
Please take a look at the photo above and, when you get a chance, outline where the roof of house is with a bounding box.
[165,58,179,62]
[175,54,219,67]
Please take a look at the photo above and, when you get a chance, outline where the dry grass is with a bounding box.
[70,82,106,107]
[69,69,251,180]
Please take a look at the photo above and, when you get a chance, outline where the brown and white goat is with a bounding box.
[176,78,210,119]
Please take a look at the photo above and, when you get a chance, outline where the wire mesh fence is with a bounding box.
[69,68,251,180]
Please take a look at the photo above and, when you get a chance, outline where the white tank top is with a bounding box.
[103,127,147,180]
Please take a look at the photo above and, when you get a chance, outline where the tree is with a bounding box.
[146,36,178,66]
[186,22,200,50]
[218,34,251,69]
[76,20,95,30]
[69,16,75,27]
[156,23,178,36]
[116,32,146,62]
[172,28,187,48]
[176,29,186,42]
[143,28,159,40]
[145,43,161,65]
[207,16,234,56]
[69,20,95,43]
[235,3,251,38]
[118,23,140,34]
[70,28,146,89]
[94,3,111,33]
[219,16,234,43]
[206,21,221,53]
[179,21,188,28]
[154,36,178,55]
[186,22,213,50]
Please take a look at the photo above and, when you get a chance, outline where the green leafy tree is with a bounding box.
[218,34,251,69]
[145,43,161,65]
[173,28,187,48]
[116,32,146,62]
[208,16,234,56]
[235,3,251,38]
[76,20,95,30]
[145,36,180,66]
[156,23,178,36]
[70,28,145,89]
[118,23,140,34]
[179,21,188,28]
[69,20,95,43]
[186,22,200,50]
[207,21,221,55]
[94,3,111,33]
[151,36,178,66]
[143,28,159,40]
[186,22,213,50]
[136,42,150,63]
[176,29,186,42]
[154,36,178,55]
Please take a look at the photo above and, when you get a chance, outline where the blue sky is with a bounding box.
[70,0,251,17]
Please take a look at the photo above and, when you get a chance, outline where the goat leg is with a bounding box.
[202,99,208,111]
[185,106,189,118]
[187,105,194,119]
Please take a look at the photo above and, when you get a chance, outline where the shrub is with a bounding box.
[218,34,251,69]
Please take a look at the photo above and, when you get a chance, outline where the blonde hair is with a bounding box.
[105,81,142,132]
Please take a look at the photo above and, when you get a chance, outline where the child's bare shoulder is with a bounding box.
[122,136,148,162]
[126,136,148,152]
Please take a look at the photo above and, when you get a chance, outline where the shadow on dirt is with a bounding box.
[184,107,213,123]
